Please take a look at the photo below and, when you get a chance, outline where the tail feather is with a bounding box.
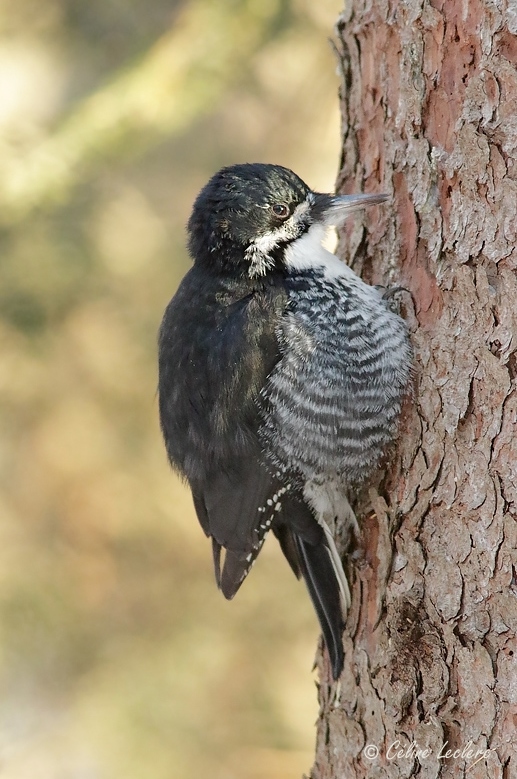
[318,517,351,613]
[272,524,301,579]
[293,535,344,680]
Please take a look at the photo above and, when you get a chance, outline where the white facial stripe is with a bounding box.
[245,195,313,278]
[245,238,278,278]
[293,197,312,219]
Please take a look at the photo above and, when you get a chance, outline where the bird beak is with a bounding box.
[312,192,388,226]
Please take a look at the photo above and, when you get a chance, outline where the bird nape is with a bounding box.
[158,163,412,680]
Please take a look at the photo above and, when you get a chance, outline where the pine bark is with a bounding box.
[312,2,517,777]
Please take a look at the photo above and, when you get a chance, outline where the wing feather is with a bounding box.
[192,461,280,598]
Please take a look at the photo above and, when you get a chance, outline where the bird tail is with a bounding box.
[293,534,345,680]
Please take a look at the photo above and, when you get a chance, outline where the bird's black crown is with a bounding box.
[187,163,311,274]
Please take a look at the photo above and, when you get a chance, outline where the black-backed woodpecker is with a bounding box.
[158,163,412,679]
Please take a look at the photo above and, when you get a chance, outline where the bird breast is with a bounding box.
[260,268,412,483]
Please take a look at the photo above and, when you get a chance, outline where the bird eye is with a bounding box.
[271,203,289,219]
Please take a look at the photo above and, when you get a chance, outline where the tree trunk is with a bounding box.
[312,1,517,777]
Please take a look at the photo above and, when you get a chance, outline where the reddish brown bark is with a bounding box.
[312,2,517,777]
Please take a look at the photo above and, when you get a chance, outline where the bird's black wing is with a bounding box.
[192,462,282,598]
[158,267,287,595]
[159,268,285,480]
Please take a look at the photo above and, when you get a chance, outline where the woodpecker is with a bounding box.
[158,163,412,679]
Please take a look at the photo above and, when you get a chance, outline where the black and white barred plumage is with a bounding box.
[158,164,412,679]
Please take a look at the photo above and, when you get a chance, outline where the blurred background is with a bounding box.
[0,1,343,777]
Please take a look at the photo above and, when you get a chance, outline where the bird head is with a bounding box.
[187,163,387,277]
